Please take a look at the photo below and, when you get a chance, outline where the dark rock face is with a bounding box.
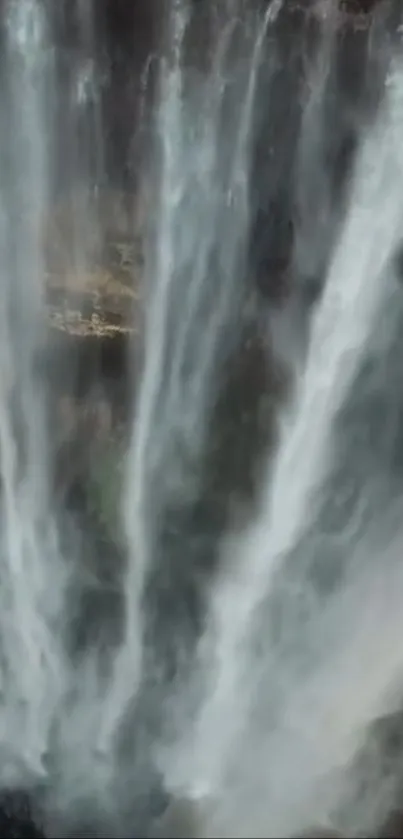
[0,791,44,838]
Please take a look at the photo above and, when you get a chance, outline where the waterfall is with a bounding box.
[0,1,402,838]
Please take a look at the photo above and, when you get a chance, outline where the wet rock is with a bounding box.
[380,810,403,838]
[0,790,44,838]
[44,188,143,339]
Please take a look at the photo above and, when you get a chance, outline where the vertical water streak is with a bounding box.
[0,0,67,786]
[97,0,282,774]
[294,0,338,287]
[76,0,105,192]
[153,0,284,797]
[161,0,283,436]
[59,0,105,279]
[94,2,191,763]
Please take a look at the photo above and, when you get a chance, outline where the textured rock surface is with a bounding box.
[44,189,143,337]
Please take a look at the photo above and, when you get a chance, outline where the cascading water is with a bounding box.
[1,0,403,838]
[150,4,403,838]
[0,0,68,789]
[161,54,403,838]
[98,0,283,763]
